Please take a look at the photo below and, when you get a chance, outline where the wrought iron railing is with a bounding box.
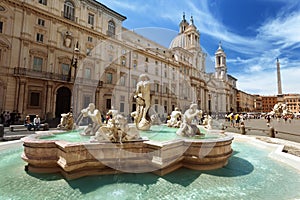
[13,67,99,85]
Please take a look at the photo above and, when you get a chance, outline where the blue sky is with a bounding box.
[98,0,300,95]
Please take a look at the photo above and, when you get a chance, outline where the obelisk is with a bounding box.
[276,58,283,102]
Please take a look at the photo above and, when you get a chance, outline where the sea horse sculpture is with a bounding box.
[91,109,140,143]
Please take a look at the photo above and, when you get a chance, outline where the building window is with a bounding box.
[121,57,126,66]
[88,13,94,26]
[86,48,92,56]
[107,20,115,36]
[120,76,126,86]
[0,21,3,33]
[162,84,167,93]
[132,78,137,88]
[36,33,44,42]
[83,96,91,108]
[106,73,113,84]
[154,99,159,112]
[133,60,137,69]
[120,102,124,113]
[145,65,148,73]
[37,18,45,26]
[38,0,47,5]
[145,57,148,62]
[64,1,75,21]
[29,92,40,107]
[164,100,167,113]
[84,68,91,79]
[88,36,93,42]
[33,57,43,71]
[155,67,159,75]
[120,95,125,101]
[61,63,69,75]
[106,99,111,109]
[164,70,167,78]
[109,55,113,62]
[155,83,159,92]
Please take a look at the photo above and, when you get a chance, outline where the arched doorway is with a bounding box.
[55,87,71,118]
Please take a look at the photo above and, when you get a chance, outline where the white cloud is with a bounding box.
[258,12,300,45]
[97,0,300,95]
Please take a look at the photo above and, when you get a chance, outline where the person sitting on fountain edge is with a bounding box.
[24,115,34,131]
[33,115,41,131]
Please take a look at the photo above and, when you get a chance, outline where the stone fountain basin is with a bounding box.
[21,130,233,180]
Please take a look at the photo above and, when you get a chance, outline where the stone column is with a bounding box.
[17,78,26,116]
[46,82,53,118]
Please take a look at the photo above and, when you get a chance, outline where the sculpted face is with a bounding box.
[89,103,95,110]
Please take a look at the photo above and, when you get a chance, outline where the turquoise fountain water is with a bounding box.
[39,125,219,142]
[1,139,300,199]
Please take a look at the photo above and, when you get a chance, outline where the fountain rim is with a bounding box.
[20,127,234,145]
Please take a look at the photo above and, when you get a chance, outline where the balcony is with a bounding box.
[13,67,98,86]
[13,67,70,82]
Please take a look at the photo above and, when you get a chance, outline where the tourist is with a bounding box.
[265,115,271,127]
[24,115,33,131]
[33,115,41,130]
[4,111,10,126]
[235,113,240,127]
[0,111,4,124]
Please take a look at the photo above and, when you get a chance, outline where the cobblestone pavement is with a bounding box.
[219,118,300,157]
[219,118,300,143]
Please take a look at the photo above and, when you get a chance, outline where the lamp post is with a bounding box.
[69,41,80,116]
[68,41,80,82]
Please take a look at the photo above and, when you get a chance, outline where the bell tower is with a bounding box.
[179,12,189,33]
[215,42,227,80]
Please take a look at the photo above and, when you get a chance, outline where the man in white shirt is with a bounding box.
[33,115,41,131]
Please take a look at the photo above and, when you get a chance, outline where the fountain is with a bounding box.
[21,74,233,180]
[269,102,292,117]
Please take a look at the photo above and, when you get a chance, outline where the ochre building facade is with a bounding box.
[0,0,237,120]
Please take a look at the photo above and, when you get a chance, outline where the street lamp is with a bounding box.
[68,41,80,82]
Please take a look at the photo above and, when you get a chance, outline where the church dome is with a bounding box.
[169,33,186,49]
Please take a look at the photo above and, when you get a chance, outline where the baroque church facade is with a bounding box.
[0,0,237,120]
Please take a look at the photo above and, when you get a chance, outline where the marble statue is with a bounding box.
[131,74,151,131]
[91,109,140,143]
[176,104,203,137]
[203,114,213,130]
[81,103,102,135]
[57,112,75,130]
[269,102,291,117]
[167,107,182,128]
